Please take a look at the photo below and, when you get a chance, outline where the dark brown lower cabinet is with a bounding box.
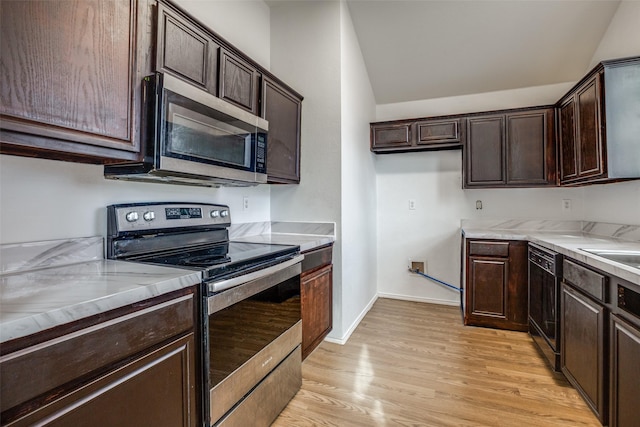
[561,283,606,424]
[464,239,528,331]
[300,245,333,360]
[0,290,198,427]
[609,314,640,427]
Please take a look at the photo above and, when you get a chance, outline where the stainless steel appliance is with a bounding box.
[528,243,563,371]
[107,202,303,427]
[104,73,268,187]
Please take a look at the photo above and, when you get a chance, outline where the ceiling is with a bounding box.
[345,0,621,104]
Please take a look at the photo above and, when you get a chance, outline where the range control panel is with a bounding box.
[108,202,231,234]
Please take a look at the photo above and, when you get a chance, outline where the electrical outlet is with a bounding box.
[408,199,416,210]
[243,196,249,211]
[476,200,483,210]
[562,199,571,212]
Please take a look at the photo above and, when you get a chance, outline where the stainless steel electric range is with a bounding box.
[107,202,303,427]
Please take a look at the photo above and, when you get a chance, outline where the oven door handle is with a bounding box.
[207,254,304,314]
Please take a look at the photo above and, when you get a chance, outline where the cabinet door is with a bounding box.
[576,74,605,179]
[370,122,412,151]
[416,118,462,147]
[219,49,259,114]
[301,264,333,360]
[156,3,218,95]
[561,284,606,423]
[610,314,640,427]
[0,0,149,162]
[10,334,197,427]
[465,115,505,186]
[559,97,578,183]
[262,77,302,183]
[467,257,508,320]
[505,109,556,186]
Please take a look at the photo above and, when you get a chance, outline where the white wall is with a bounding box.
[268,1,345,338]
[339,2,378,339]
[589,0,640,68]
[0,0,272,245]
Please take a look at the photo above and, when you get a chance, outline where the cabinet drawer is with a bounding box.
[563,259,607,302]
[0,295,194,414]
[301,245,333,274]
[468,241,509,257]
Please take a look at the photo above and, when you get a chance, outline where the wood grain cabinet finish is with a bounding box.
[609,314,640,427]
[0,291,197,426]
[156,2,219,95]
[0,0,153,163]
[464,239,528,331]
[558,57,640,186]
[464,107,556,188]
[300,245,333,360]
[370,116,462,153]
[561,283,606,424]
[219,49,260,115]
[261,77,303,184]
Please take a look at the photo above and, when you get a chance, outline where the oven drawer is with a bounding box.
[563,259,607,302]
[216,345,302,427]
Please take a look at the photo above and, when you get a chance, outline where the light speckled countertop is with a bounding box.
[461,220,640,287]
[0,237,201,343]
[229,221,335,252]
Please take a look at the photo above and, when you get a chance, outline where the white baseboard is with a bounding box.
[323,293,378,346]
[377,292,460,307]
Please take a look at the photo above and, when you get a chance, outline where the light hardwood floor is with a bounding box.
[273,298,600,427]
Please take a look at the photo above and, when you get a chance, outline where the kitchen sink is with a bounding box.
[580,249,640,269]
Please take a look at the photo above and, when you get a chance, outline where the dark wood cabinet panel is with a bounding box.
[0,291,198,426]
[219,49,259,115]
[9,334,196,427]
[370,116,462,153]
[300,245,333,360]
[609,314,640,427]
[576,76,604,179]
[262,77,302,184]
[561,283,606,424]
[506,109,555,185]
[156,2,218,95]
[464,239,527,331]
[558,57,640,185]
[559,98,578,181]
[0,0,152,162]
[416,119,461,146]
[466,115,505,186]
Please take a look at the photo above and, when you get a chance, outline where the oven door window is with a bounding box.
[208,278,300,388]
[529,263,558,349]
[162,90,255,171]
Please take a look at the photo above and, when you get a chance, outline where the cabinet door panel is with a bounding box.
[506,110,553,185]
[416,119,460,145]
[559,98,577,182]
[219,49,257,114]
[11,334,196,427]
[301,264,333,359]
[262,77,301,183]
[576,76,604,178]
[157,4,218,94]
[610,314,640,427]
[0,0,140,155]
[561,284,605,422]
[469,258,508,318]
[466,116,504,185]
[371,123,411,150]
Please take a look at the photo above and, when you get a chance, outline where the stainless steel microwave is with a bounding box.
[105,73,268,187]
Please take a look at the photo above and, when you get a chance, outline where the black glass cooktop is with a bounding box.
[133,241,299,283]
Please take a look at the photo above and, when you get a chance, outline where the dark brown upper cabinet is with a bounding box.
[219,49,260,115]
[464,107,556,188]
[261,76,303,184]
[558,57,640,186]
[370,116,463,153]
[156,2,219,95]
[0,0,154,163]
